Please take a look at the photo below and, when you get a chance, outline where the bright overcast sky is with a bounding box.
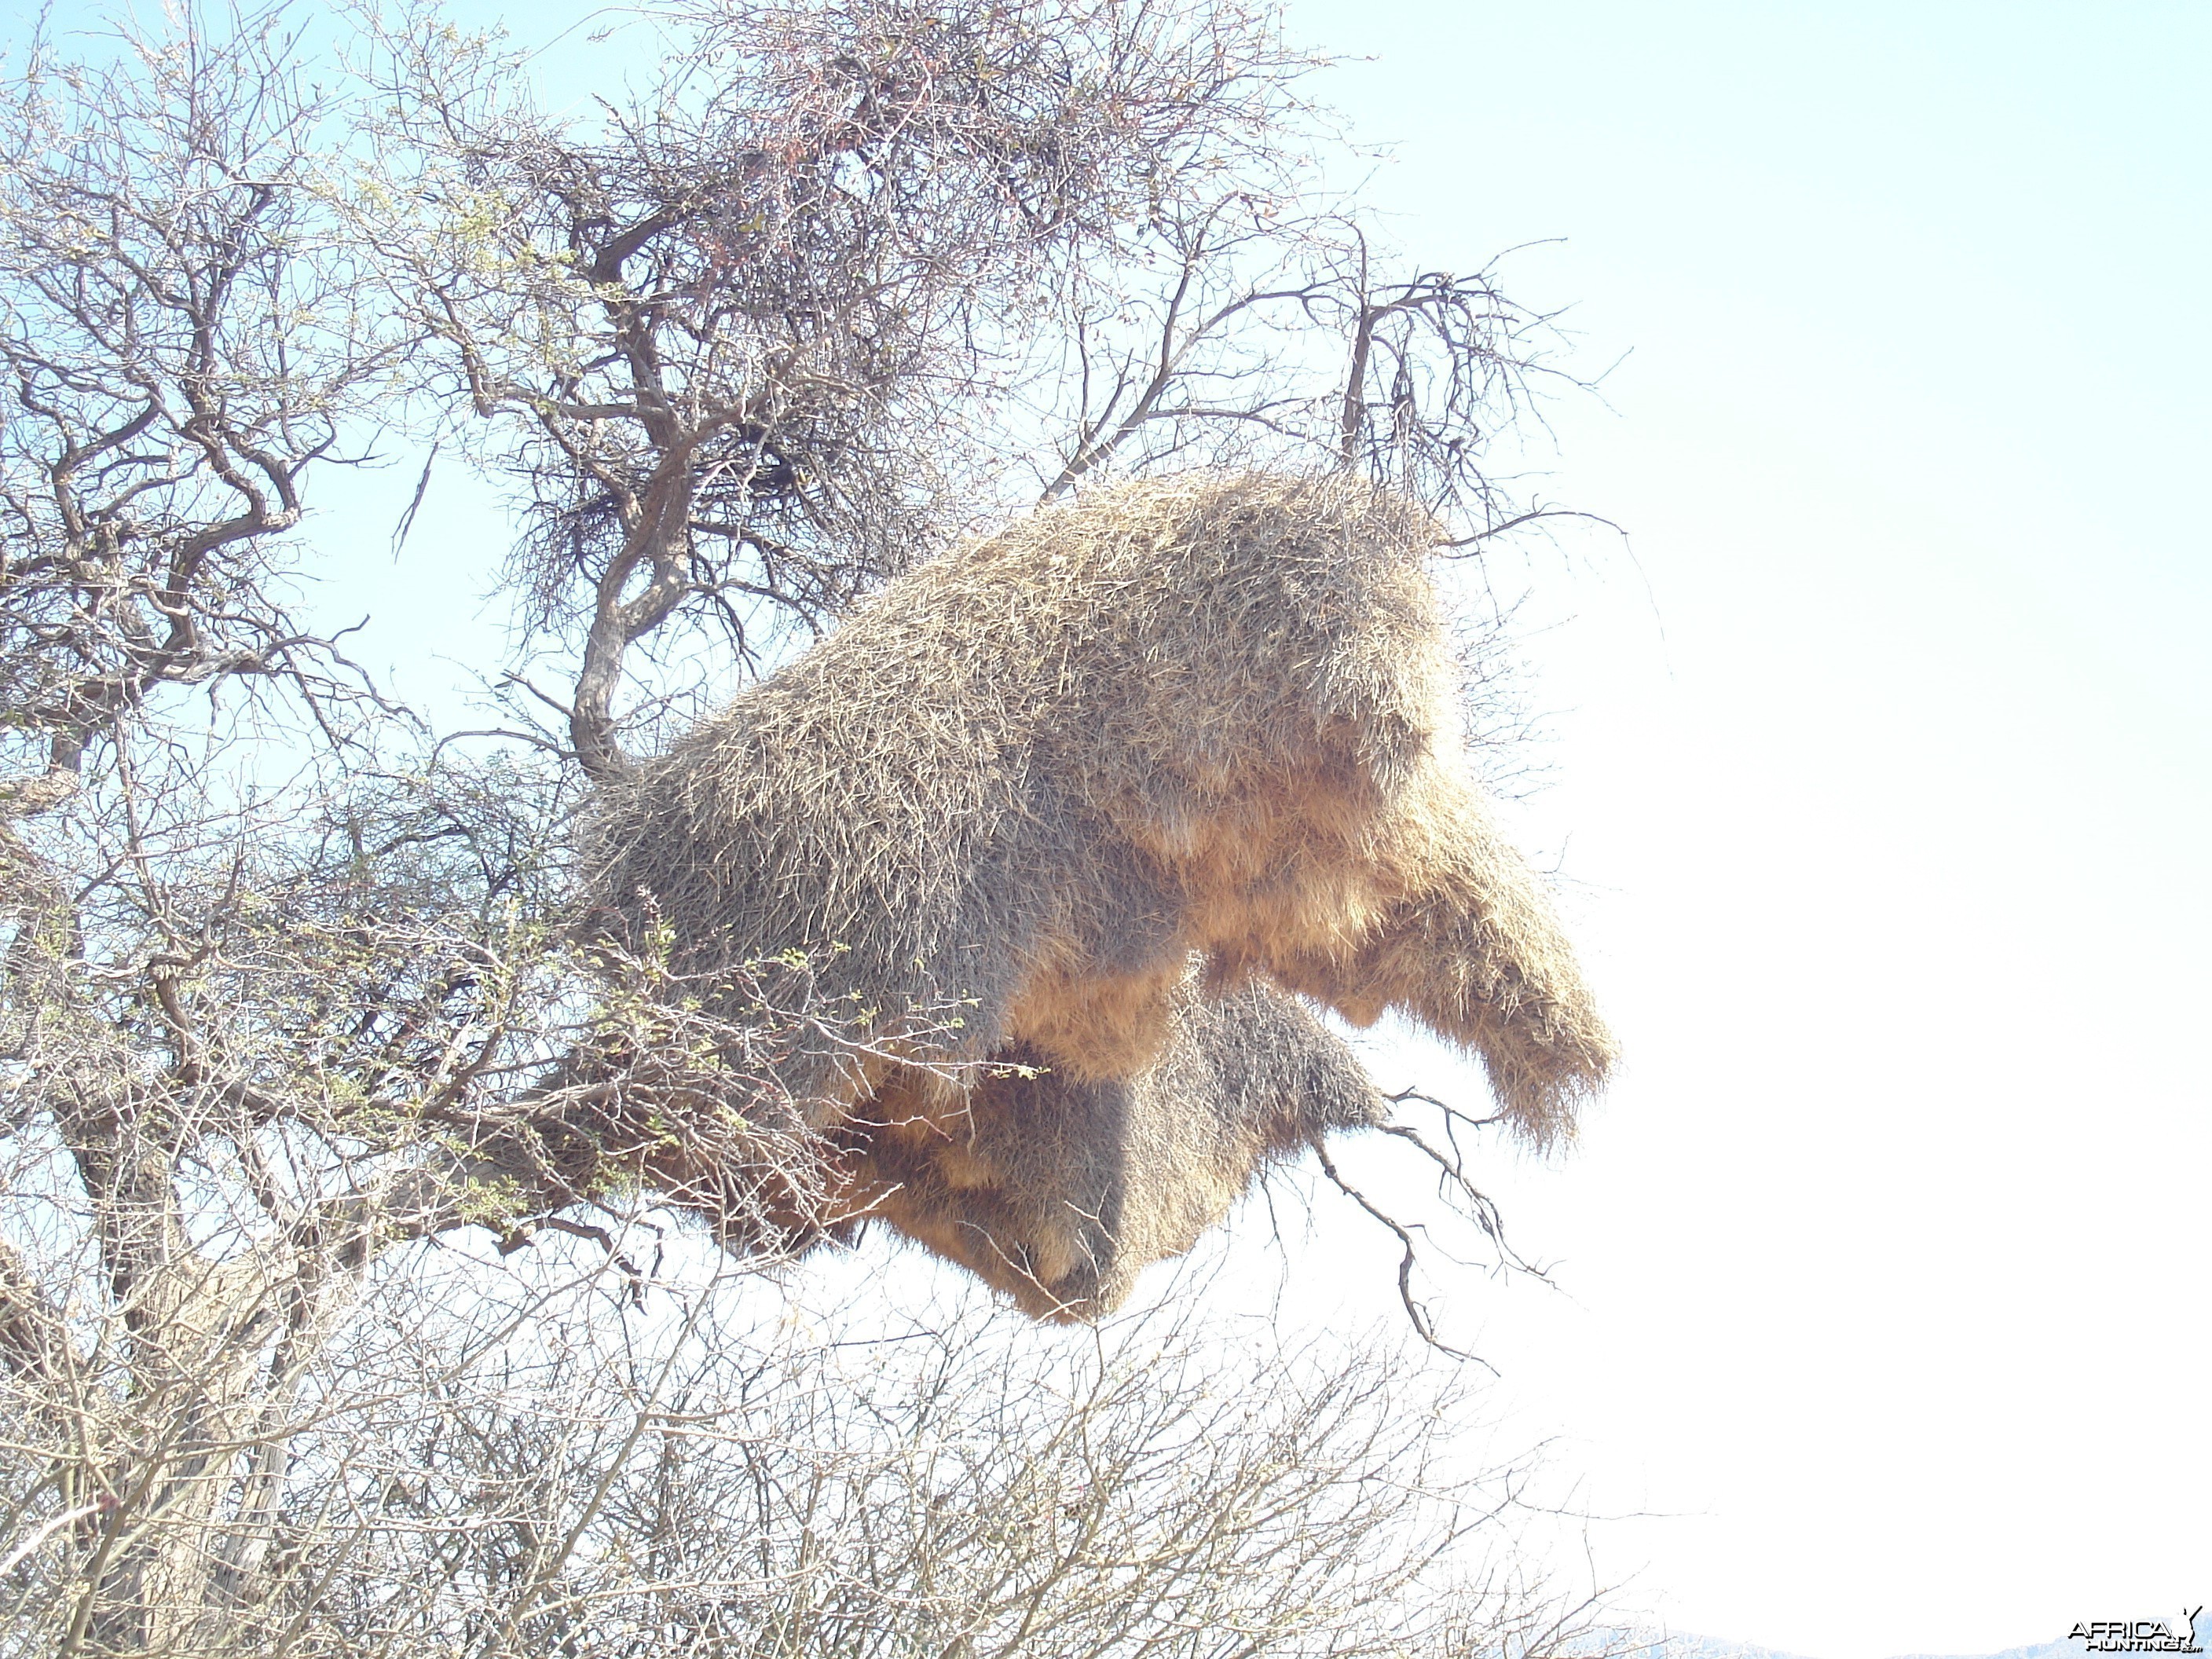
[1265,2,2210,1654]
[22,1,2205,1654]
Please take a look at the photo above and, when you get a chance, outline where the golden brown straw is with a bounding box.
[587,471,1613,1313]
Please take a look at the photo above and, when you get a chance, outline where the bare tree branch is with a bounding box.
[0,2,1619,1644]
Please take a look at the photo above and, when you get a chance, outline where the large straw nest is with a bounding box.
[584,470,1614,1310]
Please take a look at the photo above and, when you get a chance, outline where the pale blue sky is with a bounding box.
[1272,4,2209,1654]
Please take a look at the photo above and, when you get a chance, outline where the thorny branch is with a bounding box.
[350,0,1588,770]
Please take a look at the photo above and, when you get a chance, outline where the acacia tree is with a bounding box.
[350,0,1569,771]
[0,1,1602,1650]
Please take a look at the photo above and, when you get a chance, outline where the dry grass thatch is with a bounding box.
[836,971,1383,1320]
[585,471,1613,1312]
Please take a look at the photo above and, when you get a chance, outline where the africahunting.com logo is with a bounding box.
[2070,1611,2203,1654]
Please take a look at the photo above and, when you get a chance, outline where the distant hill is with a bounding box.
[1653,1627,2190,1659]
[1654,1632,1826,1659]
[1887,1640,2082,1659]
